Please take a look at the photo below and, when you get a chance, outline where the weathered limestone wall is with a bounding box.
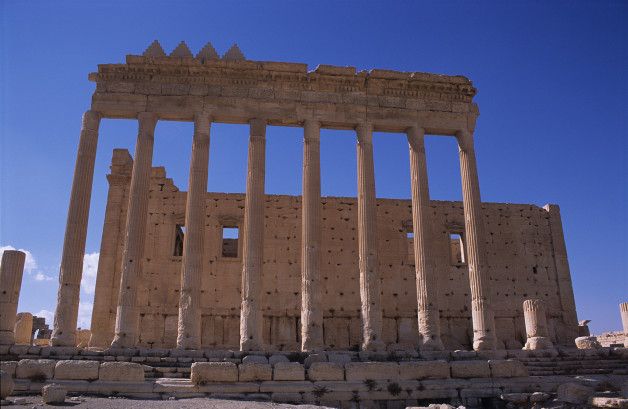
[90,150,578,350]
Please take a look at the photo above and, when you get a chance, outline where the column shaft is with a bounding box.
[301,120,323,351]
[240,118,266,351]
[177,113,211,349]
[407,127,443,351]
[457,129,496,350]
[51,110,101,346]
[0,250,26,345]
[111,112,157,348]
[356,123,385,351]
[620,303,628,348]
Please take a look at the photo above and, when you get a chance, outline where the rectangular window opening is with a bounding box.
[173,224,185,257]
[222,226,239,258]
[450,233,466,265]
[407,231,415,266]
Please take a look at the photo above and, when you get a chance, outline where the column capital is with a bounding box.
[356,122,373,143]
[406,126,426,150]
[250,118,266,137]
[303,119,321,141]
[82,110,102,132]
[137,112,158,131]
[456,129,474,150]
[193,112,211,135]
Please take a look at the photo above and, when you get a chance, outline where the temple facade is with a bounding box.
[47,41,578,352]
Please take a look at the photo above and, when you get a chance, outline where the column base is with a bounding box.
[361,339,386,352]
[177,337,201,350]
[472,335,496,351]
[50,333,76,347]
[420,336,445,351]
[523,337,557,356]
[110,333,136,349]
[240,338,264,352]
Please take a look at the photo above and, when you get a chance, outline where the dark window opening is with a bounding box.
[173,224,184,257]
[222,226,239,258]
[450,233,466,265]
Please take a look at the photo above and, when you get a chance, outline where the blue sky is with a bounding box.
[1,1,626,335]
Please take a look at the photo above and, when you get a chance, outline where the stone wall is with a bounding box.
[89,149,578,350]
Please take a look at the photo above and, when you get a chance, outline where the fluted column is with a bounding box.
[407,126,444,351]
[51,110,101,346]
[111,112,157,348]
[523,299,555,350]
[0,250,26,345]
[356,123,385,351]
[620,303,628,348]
[177,113,211,350]
[457,129,496,350]
[301,120,323,352]
[240,118,266,351]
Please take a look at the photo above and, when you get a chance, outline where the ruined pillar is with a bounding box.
[0,250,26,345]
[240,118,266,351]
[356,123,385,351]
[407,127,444,351]
[301,119,324,352]
[51,110,101,346]
[457,129,497,350]
[89,150,133,348]
[111,112,157,348]
[14,312,33,345]
[177,112,211,350]
[523,299,555,350]
[621,303,628,348]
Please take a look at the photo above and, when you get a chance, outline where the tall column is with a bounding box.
[111,112,157,348]
[407,126,444,351]
[301,119,324,352]
[523,299,555,350]
[620,303,628,348]
[457,129,496,350]
[0,250,26,345]
[356,123,385,351]
[89,150,133,348]
[51,110,101,346]
[177,113,211,349]
[240,118,266,351]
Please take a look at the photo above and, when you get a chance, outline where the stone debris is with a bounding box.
[557,382,595,404]
[41,383,67,404]
[576,336,603,349]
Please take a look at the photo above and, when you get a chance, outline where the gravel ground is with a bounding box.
[3,396,334,409]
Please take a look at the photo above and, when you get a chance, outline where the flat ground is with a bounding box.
[3,396,333,408]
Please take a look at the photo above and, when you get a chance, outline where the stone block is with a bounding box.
[42,383,66,403]
[191,362,238,384]
[304,353,327,368]
[557,382,594,404]
[98,362,144,382]
[54,360,100,380]
[273,362,305,381]
[243,355,268,364]
[450,361,490,378]
[198,382,259,393]
[239,363,272,381]
[345,362,399,381]
[1,370,14,399]
[0,361,17,377]
[269,354,289,366]
[575,336,602,349]
[260,381,314,393]
[398,360,450,380]
[15,359,56,380]
[489,359,529,378]
[308,362,345,381]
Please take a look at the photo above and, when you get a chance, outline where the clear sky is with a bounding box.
[1,1,626,336]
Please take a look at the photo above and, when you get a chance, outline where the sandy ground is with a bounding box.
[3,396,334,409]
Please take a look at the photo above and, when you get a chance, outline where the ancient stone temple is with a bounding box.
[49,40,579,352]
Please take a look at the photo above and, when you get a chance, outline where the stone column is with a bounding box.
[620,303,628,348]
[523,299,555,350]
[0,250,26,345]
[457,129,496,350]
[14,312,33,345]
[407,126,444,351]
[301,120,324,352]
[240,118,266,351]
[356,123,385,351]
[89,150,133,348]
[111,112,158,348]
[177,113,211,350]
[51,110,101,346]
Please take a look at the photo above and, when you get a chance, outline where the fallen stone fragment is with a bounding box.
[557,382,595,404]
[530,391,551,402]
[42,383,67,404]
[501,393,529,403]
[575,336,602,349]
[589,396,628,408]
